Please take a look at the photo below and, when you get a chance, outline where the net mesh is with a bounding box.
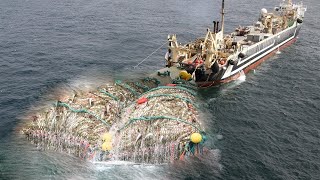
[21,79,205,163]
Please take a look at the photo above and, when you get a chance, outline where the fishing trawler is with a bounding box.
[157,0,307,87]
[20,0,307,165]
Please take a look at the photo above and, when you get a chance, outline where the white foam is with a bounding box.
[237,71,246,82]
[92,160,140,166]
[216,134,223,140]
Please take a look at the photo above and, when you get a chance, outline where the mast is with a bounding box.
[221,0,225,35]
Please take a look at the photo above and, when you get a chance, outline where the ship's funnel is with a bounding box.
[216,21,219,32]
[221,0,225,35]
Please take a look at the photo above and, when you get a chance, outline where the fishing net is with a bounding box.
[21,78,206,163]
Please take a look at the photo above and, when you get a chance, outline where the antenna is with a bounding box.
[221,0,225,35]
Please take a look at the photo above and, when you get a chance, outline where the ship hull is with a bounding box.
[196,22,302,88]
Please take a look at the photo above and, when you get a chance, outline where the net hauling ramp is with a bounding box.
[21,79,208,164]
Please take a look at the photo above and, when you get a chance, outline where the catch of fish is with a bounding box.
[21,78,208,164]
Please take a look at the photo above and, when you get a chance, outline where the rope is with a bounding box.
[134,82,150,92]
[99,90,119,101]
[140,86,197,97]
[125,85,199,109]
[143,77,161,85]
[55,102,110,127]
[146,94,199,108]
[157,71,170,76]
[115,80,139,96]
[133,41,167,69]
[118,116,202,132]
[176,84,198,91]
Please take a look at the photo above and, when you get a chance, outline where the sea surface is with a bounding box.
[0,0,319,179]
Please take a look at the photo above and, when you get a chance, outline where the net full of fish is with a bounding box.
[21,78,207,164]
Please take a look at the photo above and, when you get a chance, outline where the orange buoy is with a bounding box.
[179,70,192,80]
[190,133,202,143]
[137,97,148,104]
[199,60,204,64]
[166,84,177,87]
[219,59,226,65]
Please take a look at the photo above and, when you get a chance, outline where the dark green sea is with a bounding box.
[0,0,319,179]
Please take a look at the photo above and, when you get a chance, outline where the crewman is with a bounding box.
[165,49,172,67]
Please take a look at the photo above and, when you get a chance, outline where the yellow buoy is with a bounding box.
[102,141,112,151]
[102,133,112,142]
[190,133,202,144]
[179,70,192,81]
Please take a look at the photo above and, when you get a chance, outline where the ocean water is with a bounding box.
[0,0,319,179]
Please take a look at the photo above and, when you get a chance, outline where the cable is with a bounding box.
[133,41,167,69]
